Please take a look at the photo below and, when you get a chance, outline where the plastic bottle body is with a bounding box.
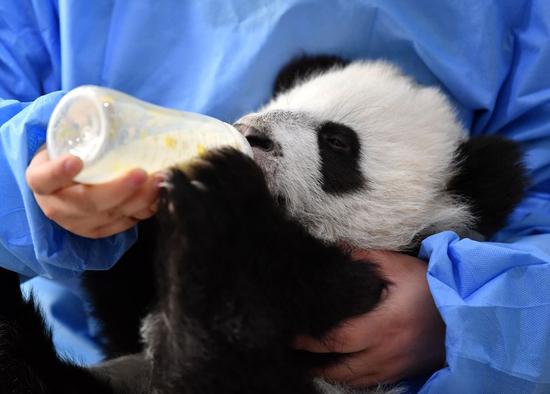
[47,86,252,184]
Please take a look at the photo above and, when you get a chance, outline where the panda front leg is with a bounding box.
[149,148,387,393]
[0,268,116,394]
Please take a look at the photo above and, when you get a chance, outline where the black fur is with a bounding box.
[0,150,387,393]
[83,219,158,358]
[274,54,349,96]
[150,149,386,393]
[0,267,113,394]
[447,135,528,238]
[317,121,366,194]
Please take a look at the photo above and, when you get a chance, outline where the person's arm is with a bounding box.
[0,93,137,281]
[419,228,550,393]
[0,2,155,282]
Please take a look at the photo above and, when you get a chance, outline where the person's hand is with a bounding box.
[295,250,446,387]
[26,146,162,239]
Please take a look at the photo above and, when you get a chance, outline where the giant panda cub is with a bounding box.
[0,55,527,394]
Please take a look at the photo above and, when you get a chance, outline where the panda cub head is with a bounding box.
[234,55,527,251]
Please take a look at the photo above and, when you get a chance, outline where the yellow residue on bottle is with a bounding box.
[163,135,177,149]
[197,144,206,157]
[112,160,129,173]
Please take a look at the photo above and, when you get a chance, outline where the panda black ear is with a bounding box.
[273,54,350,97]
[447,135,529,238]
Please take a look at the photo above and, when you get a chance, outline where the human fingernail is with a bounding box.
[63,156,81,175]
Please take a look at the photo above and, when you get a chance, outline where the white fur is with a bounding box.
[315,378,405,394]
[237,61,473,250]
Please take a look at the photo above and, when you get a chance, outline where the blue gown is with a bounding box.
[1,1,549,392]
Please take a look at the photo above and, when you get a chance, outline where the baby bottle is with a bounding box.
[46,86,252,184]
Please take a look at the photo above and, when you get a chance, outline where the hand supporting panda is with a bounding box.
[294,250,446,387]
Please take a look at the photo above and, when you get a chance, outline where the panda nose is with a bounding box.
[233,123,274,152]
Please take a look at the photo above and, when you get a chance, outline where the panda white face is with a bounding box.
[234,61,474,251]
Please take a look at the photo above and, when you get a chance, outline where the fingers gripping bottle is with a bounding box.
[46,86,253,184]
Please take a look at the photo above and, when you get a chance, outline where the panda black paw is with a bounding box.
[159,147,275,248]
[155,147,282,323]
[288,251,388,339]
[0,269,58,393]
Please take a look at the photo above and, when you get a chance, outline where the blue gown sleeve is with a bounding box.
[0,1,136,283]
[417,1,550,391]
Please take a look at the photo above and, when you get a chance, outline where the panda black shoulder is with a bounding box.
[447,135,529,238]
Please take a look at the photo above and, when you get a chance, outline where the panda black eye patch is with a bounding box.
[317,121,366,194]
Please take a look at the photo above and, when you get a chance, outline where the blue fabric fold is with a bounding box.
[419,230,550,392]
